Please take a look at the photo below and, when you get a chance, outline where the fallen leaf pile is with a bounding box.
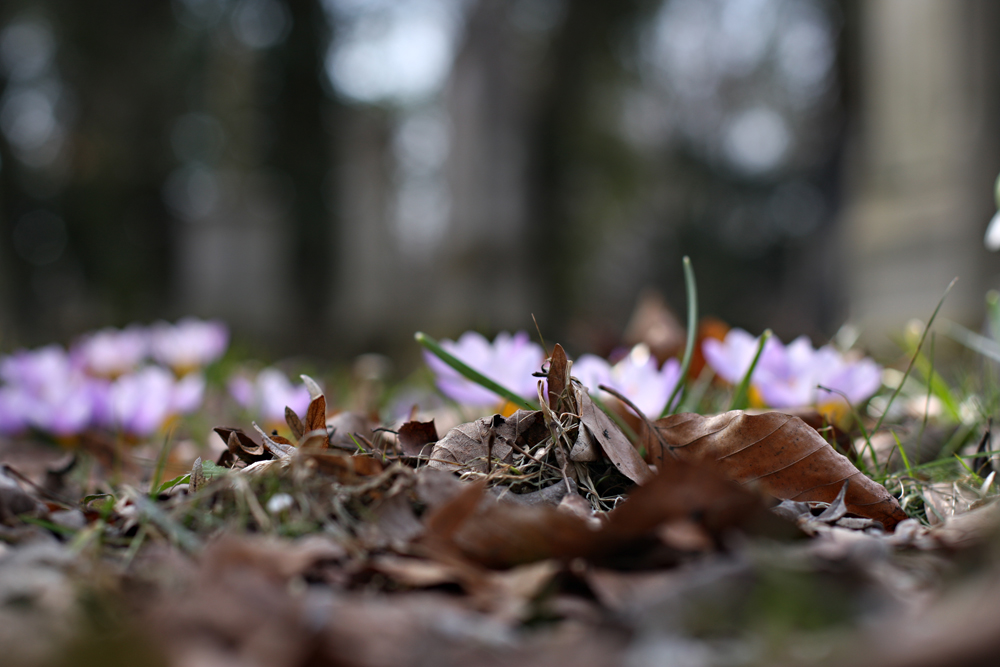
[1,359,999,667]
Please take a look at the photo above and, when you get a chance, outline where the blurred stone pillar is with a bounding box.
[841,0,1000,351]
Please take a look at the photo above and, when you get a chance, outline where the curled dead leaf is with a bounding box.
[427,410,547,474]
[214,427,269,465]
[397,419,438,457]
[419,457,791,569]
[576,389,653,484]
[654,411,908,530]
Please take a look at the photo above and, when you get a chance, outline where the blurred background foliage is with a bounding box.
[1,0,998,365]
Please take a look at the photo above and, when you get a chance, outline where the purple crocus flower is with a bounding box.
[71,325,149,377]
[752,336,826,408]
[815,351,882,406]
[173,372,207,415]
[0,345,103,437]
[1,344,75,390]
[149,317,229,373]
[0,385,30,434]
[228,368,311,425]
[106,365,204,437]
[702,328,881,409]
[423,331,544,407]
[573,344,682,417]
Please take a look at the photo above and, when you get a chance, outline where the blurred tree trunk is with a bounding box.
[0,1,184,342]
[268,0,333,349]
[525,0,655,340]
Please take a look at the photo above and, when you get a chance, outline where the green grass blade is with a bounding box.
[954,453,981,483]
[900,329,961,422]
[415,331,538,411]
[729,330,771,411]
[917,333,936,447]
[892,430,913,477]
[872,278,957,435]
[662,256,698,417]
[149,426,176,498]
[816,383,874,473]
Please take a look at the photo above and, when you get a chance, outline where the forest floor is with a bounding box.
[2,341,1000,667]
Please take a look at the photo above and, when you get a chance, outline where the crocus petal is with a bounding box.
[111,366,174,436]
[172,372,206,415]
[228,368,311,424]
[72,325,149,377]
[256,368,310,423]
[1,345,73,391]
[571,354,613,396]
[425,331,544,407]
[574,348,681,418]
[0,387,29,434]
[703,329,880,409]
[817,356,882,405]
[228,375,255,408]
[702,329,761,384]
[150,318,229,371]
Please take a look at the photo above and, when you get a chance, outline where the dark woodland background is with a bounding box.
[2,0,999,363]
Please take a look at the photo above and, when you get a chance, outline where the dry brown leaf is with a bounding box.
[284,406,305,441]
[397,419,438,457]
[427,410,546,474]
[547,343,570,408]
[423,478,488,544]
[305,393,327,434]
[214,427,269,465]
[928,498,1000,548]
[367,554,464,588]
[358,492,424,550]
[445,492,595,567]
[420,457,789,569]
[415,467,468,510]
[301,451,385,480]
[654,410,907,530]
[577,389,654,484]
[251,422,296,458]
[584,567,688,613]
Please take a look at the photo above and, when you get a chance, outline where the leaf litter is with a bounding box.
[1,362,1000,667]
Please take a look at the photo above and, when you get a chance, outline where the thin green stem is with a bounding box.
[729,330,771,411]
[662,256,698,417]
[872,278,957,435]
[892,430,913,478]
[415,332,538,411]
[149,426,175,498]
[817,383,873,473]
[917,333,936,448]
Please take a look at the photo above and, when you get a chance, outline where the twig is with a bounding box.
[598,384,678,462]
